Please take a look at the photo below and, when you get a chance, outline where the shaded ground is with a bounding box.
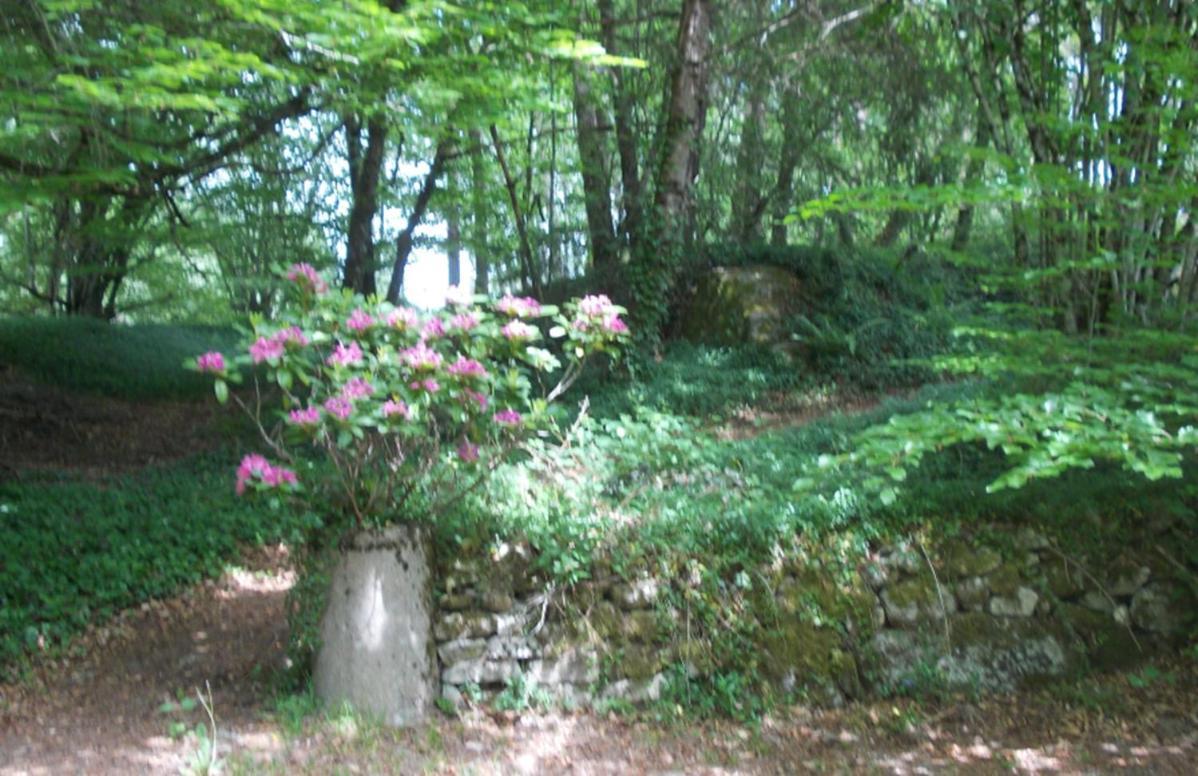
[1,544,1195,774]
[0,365,235,477]
[1,371,1196,773]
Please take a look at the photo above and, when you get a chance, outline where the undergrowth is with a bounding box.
[0,452,311,677]
[0,316,238,400]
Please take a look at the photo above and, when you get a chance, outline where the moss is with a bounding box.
[761,622,841,683]
[679,265,803,347]
[942,541,1002,580]
[988,564,1023,597]
[619,645,664,681]
[1057,603,1142,671]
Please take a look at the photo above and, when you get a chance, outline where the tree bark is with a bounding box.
[732,68,768,243]
[572,61,618,269]
[598,0,643,249]
[489,124,541,298]
[652,0,712,230]
[385,140,450,304]
[343,114,387,295]
[468,129,490,294]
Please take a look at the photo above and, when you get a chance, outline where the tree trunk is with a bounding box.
[385,141,450,304]
[598,0,642,249]
[572,61,617,270]
[343,114,387,296]
[489,124,541,298]
[732,60,768,243]
[631,0,712,341]
[468,129,490,294]
[770,77,803,247]
[446,183,462,289]
[652,0,712,229]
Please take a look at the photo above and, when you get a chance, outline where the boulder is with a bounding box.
[678,264,803,349]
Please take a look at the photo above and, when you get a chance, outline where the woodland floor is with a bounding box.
[1,374,1197,774]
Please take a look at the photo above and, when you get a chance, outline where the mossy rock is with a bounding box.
[988,564,1023,597]
[1058,603,1143,671]
[678,264,803,348]
[942,541,1002,580]
[1043,559,1085,600]
[760,622,842,684]
[617,644,665,682]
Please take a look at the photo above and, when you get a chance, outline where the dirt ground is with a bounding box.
[1,372,1196,773]
[0,543,1195,774]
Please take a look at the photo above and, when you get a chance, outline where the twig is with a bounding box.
[915,538,952,654]
[195,680,218,774]
[1042,542,1142,651]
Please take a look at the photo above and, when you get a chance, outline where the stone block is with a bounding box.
[989,587,1038,618]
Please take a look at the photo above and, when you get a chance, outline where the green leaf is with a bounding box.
[214,379,228,404]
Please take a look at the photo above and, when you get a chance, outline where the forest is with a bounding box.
[1,0,1197,772]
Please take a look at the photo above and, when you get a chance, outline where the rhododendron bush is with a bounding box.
[192,264,628,527]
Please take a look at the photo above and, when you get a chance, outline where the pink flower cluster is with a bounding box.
[196,351,225,373]
[251,326,309,364]
[401,342,442,370]
[346,308,375,332]
[447,356,487,379]
[286,263,329,294]
[382,399,411,419]
[574,294,629,335]
[457,440,480,462]
[341,377,374,400]
[462,389,489,410]
[493,408,522,426]
[422,318,445,339]
[450,312,480,332]
[327,340,364,367]
[501,320,537,341]
[496,295,542,318]
[235,453,297,495]
[323,396,353,420]
[288,406,321,426]
[387,307,420,330]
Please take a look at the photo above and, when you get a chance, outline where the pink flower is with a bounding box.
[450,312,480,332]
[196,351,225,373]
[493,409,522,426]
[236,453,296,494]
[323,396,353,420]
[250,336,285,364]
[288,406,322,425]
[421,317,445,339]
[501,320,537,341]
[346,308,375,332]
[408,378,440,394]
[277,326,309,347]
[401,343,442,370]
[496,295,542,318]
[578,294,613,317]
[286,263,329,294]
[382,399,411,419]
[457,441,480,462]
[463,389,489,411]
[447,356,487,379]
[602,315,629,334]
[341,377,374,400]
[235,453,271,495]
[327,341,363,367]
[572,318,589,332]
[262,465,298,488]
[387,307,420,330]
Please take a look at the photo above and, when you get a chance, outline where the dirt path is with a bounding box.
[2,544,1195,774]
[2,375,1196,773]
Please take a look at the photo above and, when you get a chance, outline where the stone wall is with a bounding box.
[432,525,1196,709]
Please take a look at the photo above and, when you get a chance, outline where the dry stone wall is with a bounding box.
[432,525,1196,709]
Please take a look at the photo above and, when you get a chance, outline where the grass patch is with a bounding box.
[0,452,310,676]
[0,316,239,401]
